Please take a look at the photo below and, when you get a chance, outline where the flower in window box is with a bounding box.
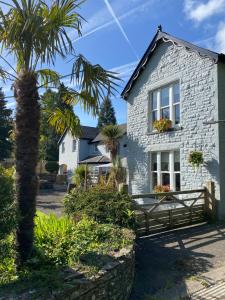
[188,151,204,168]
[153,185,171,193]
[153,118,172,133]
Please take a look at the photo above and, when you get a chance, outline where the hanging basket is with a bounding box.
[188,151,204,168]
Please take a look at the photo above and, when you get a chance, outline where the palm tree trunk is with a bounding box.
[14,72,40,266]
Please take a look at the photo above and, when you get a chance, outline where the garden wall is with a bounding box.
[54,246,135,300]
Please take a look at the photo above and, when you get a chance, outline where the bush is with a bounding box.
[72,164,90,188]
[45,161,59,174]
[0,166,17,239]
[64,186,136,229]
[34,212,133,266]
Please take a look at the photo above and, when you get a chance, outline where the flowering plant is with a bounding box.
[153,185,170,193]
[153,118,172,133]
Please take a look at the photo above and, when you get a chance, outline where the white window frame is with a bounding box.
[151,150,180,192]
[150,82,180,131]
[72,139,77,152]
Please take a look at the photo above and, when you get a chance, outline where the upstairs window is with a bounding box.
[62,142,65,153]
[72,140,77,152]
[150,82,180,129]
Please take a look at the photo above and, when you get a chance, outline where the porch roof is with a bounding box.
[79,155,111,164]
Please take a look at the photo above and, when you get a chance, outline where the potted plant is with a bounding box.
[188,151,204,168]
[153,118,172,133]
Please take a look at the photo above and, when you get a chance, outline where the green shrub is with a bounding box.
[45,161,59,174]
[64,186,136,229]
[34,212,134,266]
[72,164,90,188]
[0,166,17,239]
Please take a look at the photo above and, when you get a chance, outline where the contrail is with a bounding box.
[103,0,140,60]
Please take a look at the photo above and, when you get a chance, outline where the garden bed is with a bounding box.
[0,213,135,300]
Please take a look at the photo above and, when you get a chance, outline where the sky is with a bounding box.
[2,0,225,126]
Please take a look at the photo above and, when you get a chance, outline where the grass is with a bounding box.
[0,211,134,298]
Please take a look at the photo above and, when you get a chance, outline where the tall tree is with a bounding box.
[101,125,123,161]
[0,88,12,160]
[40,84,74,162]
[0,0,118,266]
[97,97,117,129]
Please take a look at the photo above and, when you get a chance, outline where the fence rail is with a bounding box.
[132,183,216,236]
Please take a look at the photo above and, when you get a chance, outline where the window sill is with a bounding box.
[146,126,183,135]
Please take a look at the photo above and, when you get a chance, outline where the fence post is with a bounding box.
[204,181,216,222]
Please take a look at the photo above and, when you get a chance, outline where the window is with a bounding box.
[92,143,98,153]
[150,82,180,129]
[151,150,180,191]
[62,142,65,153]
[72,140,76,152]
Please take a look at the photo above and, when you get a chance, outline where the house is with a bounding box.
[58,124,127,181]
[121,27,225,219]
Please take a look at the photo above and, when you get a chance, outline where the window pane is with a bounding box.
[152,92,157,110]
[174,151,180,171]
[152,173,158,189]
[162,173,170,186]
[151,153,157,171]
[72,140,76,152]
[152,111,157,122]
[173,83,180,104]
[161,107,170,119]
[161,87,169,107]
[161,152,169,171]
[175,173,181,191]
[174,104,180,124]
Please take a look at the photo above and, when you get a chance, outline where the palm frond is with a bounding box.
[37,69,60,88]
[47,107,81,137]
[71,55,120,103]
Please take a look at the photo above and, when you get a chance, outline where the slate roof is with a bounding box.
[121,27,225,100]
[91,123,127,143]
[58,126,99,145]
[79,155,111,164]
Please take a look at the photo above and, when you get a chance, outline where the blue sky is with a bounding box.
[3,0,225,126]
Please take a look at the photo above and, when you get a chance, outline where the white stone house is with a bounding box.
[58,124,127,181]
[121,28,225,219]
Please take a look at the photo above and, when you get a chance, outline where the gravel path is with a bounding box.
[36,189,66,217]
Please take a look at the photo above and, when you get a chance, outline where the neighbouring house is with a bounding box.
[121,27,225,219]
[58,124,127,181]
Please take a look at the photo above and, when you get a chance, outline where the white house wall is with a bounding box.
[126,42,224,218]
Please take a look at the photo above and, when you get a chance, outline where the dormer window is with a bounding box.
[150,82,180,130]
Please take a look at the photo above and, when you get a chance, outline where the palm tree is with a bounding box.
[107,156,126,188]
[101,125,123,161]
[0,0,118,266]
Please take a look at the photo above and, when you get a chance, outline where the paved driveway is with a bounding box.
[130,224,225,300]
[36,189,66,217]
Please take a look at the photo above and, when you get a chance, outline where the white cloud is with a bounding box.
[214,22,225,53]
[110,61,138,81]
[184,0,225,22]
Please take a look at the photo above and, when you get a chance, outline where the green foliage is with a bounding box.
[72,164,90,188]
[101,125,123,160]
[97,97,117,129]
[45,161,59,174]
[34,212,133,266]
[153,118,172,133]
[188,151,204,168]
[0,88,13,159]
[64,186,136,229]
[0,166,17,240]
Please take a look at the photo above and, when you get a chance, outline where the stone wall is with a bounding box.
[126,40,224,217]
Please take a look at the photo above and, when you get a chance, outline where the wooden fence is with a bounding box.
[132,182,216,236]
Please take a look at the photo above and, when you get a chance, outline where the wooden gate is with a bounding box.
[132,183,216,236]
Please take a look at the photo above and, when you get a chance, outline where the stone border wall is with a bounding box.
[53,246,135,300]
